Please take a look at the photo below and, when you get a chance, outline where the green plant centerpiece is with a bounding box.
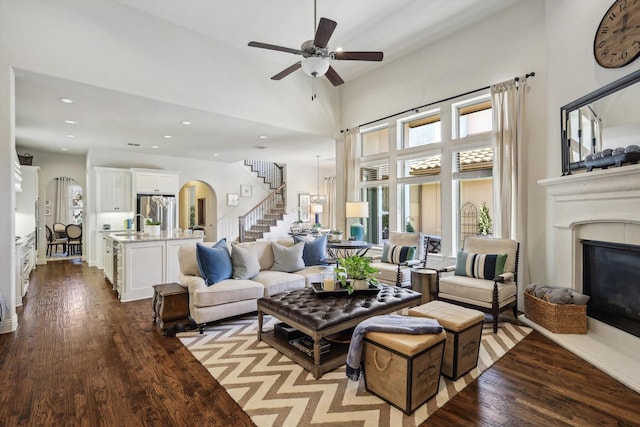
[478,202,492,235]
[335,255,379,294]
[145,218,161,226]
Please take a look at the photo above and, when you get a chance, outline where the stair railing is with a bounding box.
[244,160,284,189]
[238,183,286,242]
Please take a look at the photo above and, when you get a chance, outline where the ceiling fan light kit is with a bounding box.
[247,1,383,97]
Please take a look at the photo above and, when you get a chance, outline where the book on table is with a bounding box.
[289,336,331,357]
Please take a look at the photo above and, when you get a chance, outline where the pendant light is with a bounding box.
[310,155,326,204]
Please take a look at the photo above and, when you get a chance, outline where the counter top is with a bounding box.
[105,232,203,243]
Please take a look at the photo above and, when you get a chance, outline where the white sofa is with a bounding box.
[178,238,329,333]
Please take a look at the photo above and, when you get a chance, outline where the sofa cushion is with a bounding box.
[178,241,217,277]
[381,242,416,264]
[371,261,412,285]
[191,278,264,307]
[251,270,306,296]
[293,234,328,266]
[439,274,517,307]
[271,241,305,272]
[231,243,261,279]
[455,251,507,280]
[196,239,233,285]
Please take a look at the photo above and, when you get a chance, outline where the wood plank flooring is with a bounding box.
[1,260,639,426]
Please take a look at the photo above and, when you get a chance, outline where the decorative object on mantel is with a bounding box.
[584,144,640,171]
[18,153,33,165]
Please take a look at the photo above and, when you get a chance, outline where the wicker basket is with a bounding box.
[18,153,33,165]
[524,292,587,334]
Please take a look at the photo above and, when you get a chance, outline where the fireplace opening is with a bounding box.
[582,240,640,339]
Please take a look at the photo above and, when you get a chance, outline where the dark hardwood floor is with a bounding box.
[1,260,639,426]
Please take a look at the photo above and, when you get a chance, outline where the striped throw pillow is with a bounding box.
[381,242,417,264]
[455,251,507,280]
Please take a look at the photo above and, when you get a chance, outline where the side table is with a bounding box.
[152,282,190,330]
[411,268,437,305]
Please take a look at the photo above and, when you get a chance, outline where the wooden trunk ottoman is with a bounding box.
[408,300,484,380]
[152,282,189,330]
[363,330,446,415]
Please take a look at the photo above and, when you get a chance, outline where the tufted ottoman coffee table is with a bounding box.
[257,285,421,379]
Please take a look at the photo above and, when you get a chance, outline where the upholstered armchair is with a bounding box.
[370,232,430,287]
[435,236,519,333]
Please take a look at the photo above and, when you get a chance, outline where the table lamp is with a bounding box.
[346,201,368,241]
[310,203,323,225]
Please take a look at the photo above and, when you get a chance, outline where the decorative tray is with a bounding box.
[311,281,381,297]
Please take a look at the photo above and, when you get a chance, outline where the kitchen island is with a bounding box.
[104,231,202,302]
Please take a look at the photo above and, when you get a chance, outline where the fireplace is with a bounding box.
[583,240,640,339]
[537,165,640,392]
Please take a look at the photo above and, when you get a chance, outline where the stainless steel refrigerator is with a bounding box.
[136,194,176,232]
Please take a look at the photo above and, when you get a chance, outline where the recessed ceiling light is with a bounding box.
[59,98,74,104]
[64,120,78,125]
[181,121,191,125]
[66,134,75,138]
[61,148,69,151]
[152,145,159,149]
[163,135,172,139]
[213,153,220,157]
[255,145,267,150]
[259,135,268,139]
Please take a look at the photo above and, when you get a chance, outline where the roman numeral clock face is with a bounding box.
[594,0,640,68]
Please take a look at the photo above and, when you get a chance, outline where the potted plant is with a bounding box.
[329,229,343,242]
[145,218,161,236]
[478,202,492,235]
[335,255,379,294]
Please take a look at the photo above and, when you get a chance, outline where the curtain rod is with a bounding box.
[341,72,535,132]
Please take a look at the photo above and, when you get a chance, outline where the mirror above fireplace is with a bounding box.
[561,68,640,175]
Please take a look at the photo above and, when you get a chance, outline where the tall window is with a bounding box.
[358,92,493,258]
[362,126,389,156]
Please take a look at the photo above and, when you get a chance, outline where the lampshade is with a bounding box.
[310,203,323,214]
[346,201,369,219]
[301,56,330,77]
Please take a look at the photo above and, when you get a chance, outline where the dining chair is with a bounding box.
[53,222,67,239]
[46,225,68,256]
[65,224,82,255]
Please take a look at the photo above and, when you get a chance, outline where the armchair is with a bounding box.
[370,232,430,287]
[435,236,519,333]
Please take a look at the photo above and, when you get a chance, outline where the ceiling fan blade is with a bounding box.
[333,51,384,61]
[325,66,344,86]
[271,62,302,80]
[314,18,337,48]
[248,41,302,55]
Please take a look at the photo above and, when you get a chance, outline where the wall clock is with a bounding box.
[594,0,640,68]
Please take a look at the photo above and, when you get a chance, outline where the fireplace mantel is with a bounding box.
[525,163,640,393]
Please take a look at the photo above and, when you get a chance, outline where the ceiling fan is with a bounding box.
[248,1,383,88]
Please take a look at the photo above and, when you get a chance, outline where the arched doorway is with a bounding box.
[179,181,216,242]
[44,176,83,259]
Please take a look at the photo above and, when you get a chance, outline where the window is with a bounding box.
[361,185,389,245]
[401,110,441,148]
[362,126,389,156]
[360,162,389,182]
[454,97,492,139]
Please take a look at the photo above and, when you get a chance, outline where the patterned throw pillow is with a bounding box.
[455,251,507,280]
[196,239,233,285]
[381,242,417,264]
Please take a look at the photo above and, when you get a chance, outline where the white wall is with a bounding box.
[544,0,640,283]
[339,1,548,293]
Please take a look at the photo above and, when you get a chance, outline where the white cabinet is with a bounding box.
[15,232,36,306]
[104,237,114,284]
[15,165,39,238]
[96,168,132,212]
[132,170,179,195]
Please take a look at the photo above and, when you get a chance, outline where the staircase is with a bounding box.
[239,161,286,242]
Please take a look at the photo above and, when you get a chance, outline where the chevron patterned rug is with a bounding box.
[178,316,531,427]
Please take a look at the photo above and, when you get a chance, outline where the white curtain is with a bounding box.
[55,177,73,224]
[324,176,337,230]
[344,128,361,202]
[491,75,529,285]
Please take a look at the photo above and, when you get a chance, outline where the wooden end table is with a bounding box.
[152,282,189,330]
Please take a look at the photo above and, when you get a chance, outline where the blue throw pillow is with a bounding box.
[455,251,507,280]
[196,239,232,286]
[292,234,328,266]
